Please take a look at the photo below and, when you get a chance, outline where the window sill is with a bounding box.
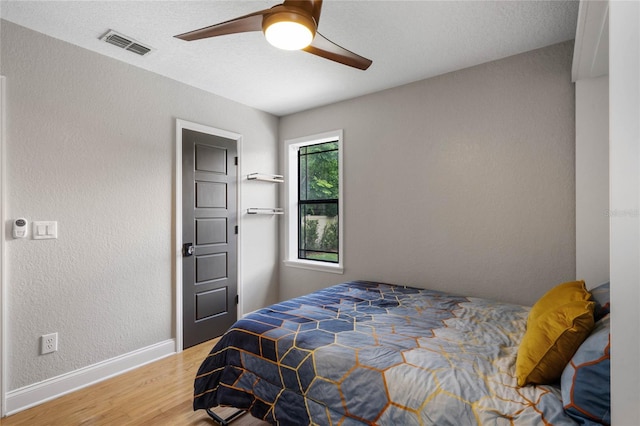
[283,259,344,274]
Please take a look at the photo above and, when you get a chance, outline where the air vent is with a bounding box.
[100,30,153,56]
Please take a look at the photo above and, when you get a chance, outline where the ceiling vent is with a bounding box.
[100,30,153,56]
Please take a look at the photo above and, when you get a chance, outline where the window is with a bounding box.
[285,130,343,273]
[298,141,339,262]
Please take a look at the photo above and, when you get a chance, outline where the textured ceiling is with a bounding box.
[1,0,579,116]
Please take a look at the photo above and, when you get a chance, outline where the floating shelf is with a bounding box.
[247,208,284,215]
[247,173,284,183]
[247,173,283,214]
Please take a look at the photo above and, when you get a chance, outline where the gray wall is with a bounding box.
[575,76,609,287]
[279,41,576,306]
[1,21,279,390]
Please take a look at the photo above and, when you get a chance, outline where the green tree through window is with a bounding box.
[298,141,339,263]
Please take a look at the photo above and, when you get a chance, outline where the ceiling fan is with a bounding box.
[174,0,372,70]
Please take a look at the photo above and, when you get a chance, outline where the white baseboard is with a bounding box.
[4,339,175,416]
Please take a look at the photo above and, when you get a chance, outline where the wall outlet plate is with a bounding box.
[41,332,58,354]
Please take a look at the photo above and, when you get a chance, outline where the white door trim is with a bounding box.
[1,75,8,417]
[174,119,243,352]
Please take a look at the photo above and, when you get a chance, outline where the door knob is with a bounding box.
[183,243,195,257]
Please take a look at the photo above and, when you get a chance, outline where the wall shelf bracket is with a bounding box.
[247,173,284,183]
[247,208,284,215]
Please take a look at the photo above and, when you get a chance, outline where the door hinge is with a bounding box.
[234,225,238,234]
[235,294,239,305]
[234,156,238,166]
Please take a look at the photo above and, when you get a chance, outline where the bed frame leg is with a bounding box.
[205,408,247,425]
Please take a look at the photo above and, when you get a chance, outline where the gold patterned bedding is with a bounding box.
[193,280,578,425]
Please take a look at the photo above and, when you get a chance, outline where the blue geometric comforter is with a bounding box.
[193,281,578,425]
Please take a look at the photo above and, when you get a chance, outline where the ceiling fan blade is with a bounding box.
[174,9,269,41]
[283,0,323,24]
[303,32,372,70]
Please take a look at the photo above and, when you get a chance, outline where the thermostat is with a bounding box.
[13,218,28,239]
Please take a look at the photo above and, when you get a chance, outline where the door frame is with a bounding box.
[174,119,243,353]
[1,76,7,417]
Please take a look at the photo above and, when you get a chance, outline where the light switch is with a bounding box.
[33,221,57,240]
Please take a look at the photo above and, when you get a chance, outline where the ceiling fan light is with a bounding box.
[263,12,315,50]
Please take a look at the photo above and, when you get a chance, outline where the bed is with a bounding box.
[193,280,610,425]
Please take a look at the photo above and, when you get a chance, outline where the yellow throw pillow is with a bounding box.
[528,280,590,328]
[516,300,595,386]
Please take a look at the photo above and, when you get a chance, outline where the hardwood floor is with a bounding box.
[2,340,270,426]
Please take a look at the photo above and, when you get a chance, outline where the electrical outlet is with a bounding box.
[41,332,58,355]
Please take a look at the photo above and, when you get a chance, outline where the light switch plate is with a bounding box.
[33,221,57,239]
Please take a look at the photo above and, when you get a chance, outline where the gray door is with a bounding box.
[182,128,237,349]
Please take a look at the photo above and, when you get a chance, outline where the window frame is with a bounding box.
[284,130,344,274]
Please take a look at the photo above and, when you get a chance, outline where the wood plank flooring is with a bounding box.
[1,340,270,426]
